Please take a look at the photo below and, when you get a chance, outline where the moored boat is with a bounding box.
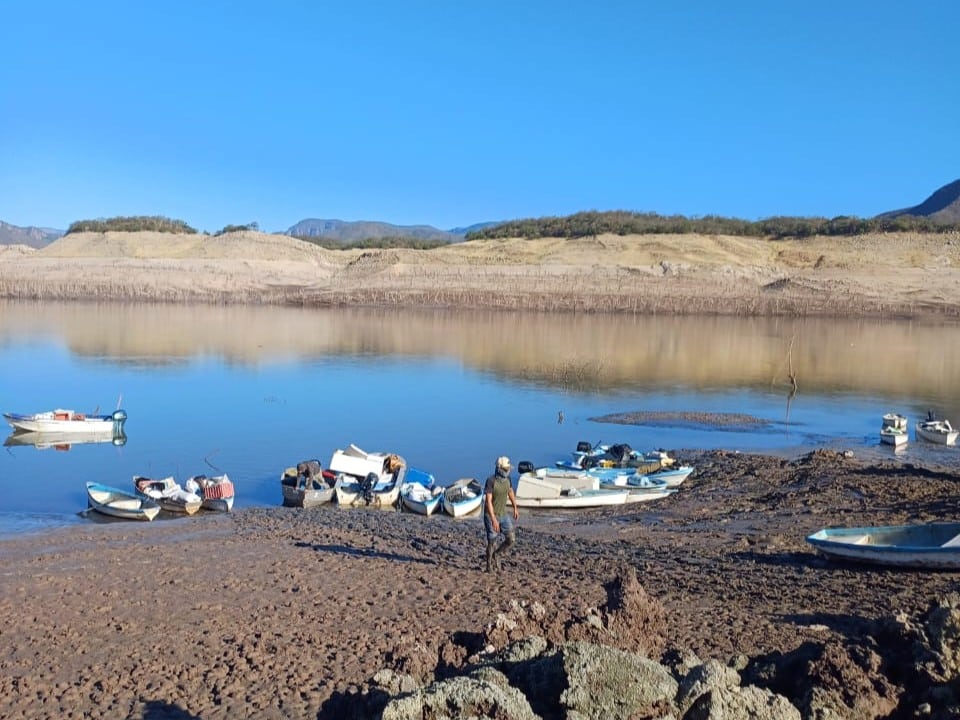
[86,482,160,521]
[279,460,338,508]
[399,467,443,516]
[806,522,960,570]
[441,478,484,517]
[5,407,127,435]
[880,413,909,447]
[186,473,236,512]
[133,476,203,515]
[514,473,629,508]
[331,445,406,508]
[598,474,676,503]
[915,416,958,446]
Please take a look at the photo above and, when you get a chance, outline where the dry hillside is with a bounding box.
[1,229,958,316]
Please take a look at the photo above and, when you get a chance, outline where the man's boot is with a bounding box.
[485,541,499,573]
[493,534,514,568]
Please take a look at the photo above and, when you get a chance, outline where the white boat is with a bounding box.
[916,418,958,446]
[86,482,160,521]
[5,408,127,434]
[880,413,909,446]
[631,465,694,488]
[806,522,960,570]
[441,478,484,517]
[279,461,338,508]
[399,468,443,516]
[133,476,203,515]
[515,473,629,508]
[186,473,236,512]
[330,444,406,508]
[557,443,678,477]
[598,474,677,503]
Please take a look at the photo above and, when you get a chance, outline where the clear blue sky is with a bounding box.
[2,1,958,233]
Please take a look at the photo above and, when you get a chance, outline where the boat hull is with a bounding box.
[916,421,959,446]
[514,489,630,508]
[86,482,160,521]
[807,523,960,570]
[5,409,127,435]
[442,479,483,517]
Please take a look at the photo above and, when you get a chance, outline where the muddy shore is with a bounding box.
[2,448,959,718]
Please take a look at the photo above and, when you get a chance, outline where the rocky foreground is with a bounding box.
[2,449,960,718]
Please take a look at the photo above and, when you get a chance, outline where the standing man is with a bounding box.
[483,455,520,573]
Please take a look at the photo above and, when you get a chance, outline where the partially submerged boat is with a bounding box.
[133,476,203,515]
[186,473,236,512]
[806,522,960,570]
[86,482,160,521]
[399,467,443,516]
[331,444,406,508]
[441,478,483,517]
[280,460,338,509]
[5,407,127,435]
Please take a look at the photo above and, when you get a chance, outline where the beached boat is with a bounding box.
[514,473,629,508]
[86,482,160,521]
[330,444,406,508]
[632,465,694,488]
[915,417,958,446]
[399,468,443,516]
[186,473,236,512]
[279,460,338,508]
[598,474,676,503]
[880,413,909,447]
[4,407,127,435]
[441,478,484,517]
[133,476,203,515]
[806,522,960,570]
[557,442,677,474]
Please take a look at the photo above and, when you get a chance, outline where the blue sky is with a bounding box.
[2,1,958,233]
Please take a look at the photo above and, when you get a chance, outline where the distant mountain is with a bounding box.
[878,179,960,224]
[286,218,463,243]
[0,221,63,248]
[448,221,502,235]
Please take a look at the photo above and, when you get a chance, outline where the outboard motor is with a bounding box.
[517,460,535,475]
[576,440,593,453]
[111,409,128,433]
[359,472,378,505]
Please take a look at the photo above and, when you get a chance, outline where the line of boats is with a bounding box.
[880,411,958,448]
[85,474,235,521]
[279,441,693,516]
[13,405,960,572]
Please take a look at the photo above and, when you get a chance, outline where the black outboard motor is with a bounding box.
[517,460,535,475]
[576,440,593,453]
[359,472,378,505]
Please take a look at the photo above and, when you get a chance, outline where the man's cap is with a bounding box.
[497,456,511,470]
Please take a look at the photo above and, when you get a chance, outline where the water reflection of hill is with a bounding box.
[2,301,958,403]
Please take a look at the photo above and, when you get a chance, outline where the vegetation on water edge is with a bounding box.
[466,210,960,241]
[66,216,198,235]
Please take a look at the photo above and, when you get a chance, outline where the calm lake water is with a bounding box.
[2,300,960,536]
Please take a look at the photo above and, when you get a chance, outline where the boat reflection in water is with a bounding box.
[4,429,127,451]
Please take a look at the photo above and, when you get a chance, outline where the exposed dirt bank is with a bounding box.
[2,229,959,316]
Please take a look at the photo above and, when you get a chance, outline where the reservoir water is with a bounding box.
[2,300,959,536]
